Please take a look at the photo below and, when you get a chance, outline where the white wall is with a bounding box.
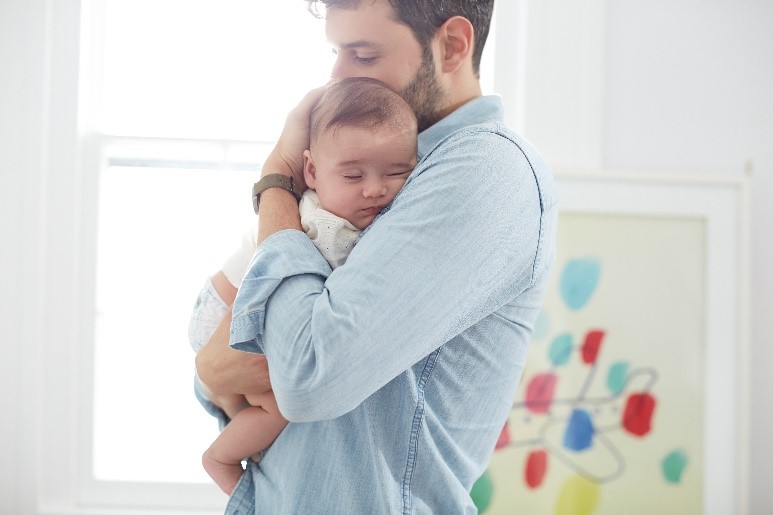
[602,4,773,513]
[1,0,87,511]
[520,1,773,513]
[1,0,48,512]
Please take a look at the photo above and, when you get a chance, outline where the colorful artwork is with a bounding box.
[472,212,707,514]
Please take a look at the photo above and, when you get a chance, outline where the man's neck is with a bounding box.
[439,76,482,120]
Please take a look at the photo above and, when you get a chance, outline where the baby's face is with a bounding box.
[304,124,417,230]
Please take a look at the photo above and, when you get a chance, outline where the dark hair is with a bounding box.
[310,77,417,147]
[307,0,495,76]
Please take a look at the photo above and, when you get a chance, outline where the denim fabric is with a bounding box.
[198,95,557,514]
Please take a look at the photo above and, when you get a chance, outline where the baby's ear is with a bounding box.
[303,150,316,189]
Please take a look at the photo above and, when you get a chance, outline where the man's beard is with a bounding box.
[400,48,446,132]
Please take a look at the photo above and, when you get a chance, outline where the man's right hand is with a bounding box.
[261,85,327,188]
[195,308,272,399]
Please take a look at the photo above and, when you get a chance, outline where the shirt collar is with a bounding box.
[417,95,505,159]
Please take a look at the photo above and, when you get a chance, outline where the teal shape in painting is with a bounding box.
[560,258,601,310]
[662,450,688,484]
[607,361,630,395]
[548,333,573,366]
[563,408,595,452]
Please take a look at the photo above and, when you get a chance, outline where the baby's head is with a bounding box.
[303,77,418,230]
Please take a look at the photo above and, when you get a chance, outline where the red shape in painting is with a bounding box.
[524,449,548,489]
[581,329,605,364]
[622,392,656,437]
[495,421,510,450]
[525,372,558,414]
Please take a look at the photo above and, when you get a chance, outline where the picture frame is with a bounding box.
[473,172,749,515]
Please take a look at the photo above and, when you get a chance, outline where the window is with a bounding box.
[77,0,503,511]
[85,0,332,509]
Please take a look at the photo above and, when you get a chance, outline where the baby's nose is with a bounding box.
[363,179,387,198]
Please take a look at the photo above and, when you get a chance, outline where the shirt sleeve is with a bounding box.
[230,125,555,423]
[193,374,229,431]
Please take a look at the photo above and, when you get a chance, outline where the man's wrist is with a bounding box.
[252,173,303,214]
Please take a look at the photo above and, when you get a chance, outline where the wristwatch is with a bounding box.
[252,174,303,214]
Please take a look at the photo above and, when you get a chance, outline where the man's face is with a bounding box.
[325,0,446,131]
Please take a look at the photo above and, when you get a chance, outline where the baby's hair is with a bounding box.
[309,77,418,148]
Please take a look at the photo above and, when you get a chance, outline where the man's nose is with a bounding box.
[330,56,350,79]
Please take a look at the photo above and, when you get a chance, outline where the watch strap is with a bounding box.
[252,174,303,214]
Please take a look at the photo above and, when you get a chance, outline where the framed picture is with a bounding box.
[472,172,748,515]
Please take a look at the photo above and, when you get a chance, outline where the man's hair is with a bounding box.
[310,77,417,147]
[307,0,495,76]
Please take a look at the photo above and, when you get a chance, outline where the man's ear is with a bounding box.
[303,149,317,189]
[437,16,474,74]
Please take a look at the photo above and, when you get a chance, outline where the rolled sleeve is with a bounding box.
[229,229,331,354]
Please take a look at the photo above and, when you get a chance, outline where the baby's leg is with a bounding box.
[202,392,288,495]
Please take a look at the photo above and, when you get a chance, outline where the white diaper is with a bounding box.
[187,277,229,352]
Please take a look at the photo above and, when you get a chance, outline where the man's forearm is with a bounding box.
[196,309,273,396]
[256,186,303,245]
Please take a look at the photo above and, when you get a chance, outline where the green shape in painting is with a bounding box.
[549,333,573,366]
[555,475,600,515]
[470,469,494,513]
[606,361,630,395]
[662,450,688,484]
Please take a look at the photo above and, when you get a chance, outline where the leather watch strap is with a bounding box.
[252,174,303,214]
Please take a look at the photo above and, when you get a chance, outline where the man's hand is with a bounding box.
[256,85,326,245]
[262,85,327,187]
[195,308,272,398]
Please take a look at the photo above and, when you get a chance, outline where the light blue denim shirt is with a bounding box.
[196,95,557,514]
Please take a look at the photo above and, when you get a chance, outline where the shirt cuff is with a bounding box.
[193,374,229,431]
[229,229,331,353]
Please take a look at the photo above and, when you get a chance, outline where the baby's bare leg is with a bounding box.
[202,391,288,495]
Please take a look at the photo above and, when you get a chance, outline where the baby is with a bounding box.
[188,77,418,495]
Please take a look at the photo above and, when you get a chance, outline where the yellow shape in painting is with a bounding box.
[555,475,600,515]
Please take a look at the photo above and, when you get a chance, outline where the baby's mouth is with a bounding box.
[361,205,383,215]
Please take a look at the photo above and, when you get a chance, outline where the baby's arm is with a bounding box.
[202,391,288,495]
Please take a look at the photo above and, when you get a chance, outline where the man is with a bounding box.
[196,0,557,512]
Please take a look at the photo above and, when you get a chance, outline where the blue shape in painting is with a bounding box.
[560,258,602,311]
[563,408,595,452]
[548,333,573,366]
[532,310,550,342]
[607,361,630,395]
